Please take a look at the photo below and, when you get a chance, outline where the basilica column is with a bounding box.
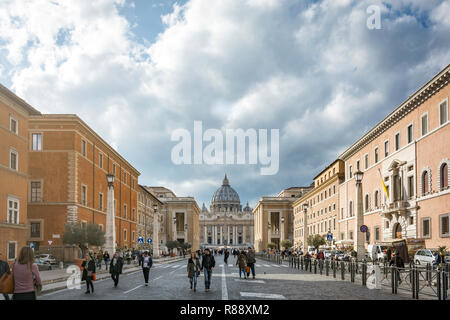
[243,226,247,245]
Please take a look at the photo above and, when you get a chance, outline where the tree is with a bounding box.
[166,240,179,252]
[62,223,105,256]
[307,235,326,250]
[281,240,293,250]
[267,242,277,250]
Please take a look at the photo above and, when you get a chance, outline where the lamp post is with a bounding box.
[153,204,159,258]
[105,173,116,256]
[267,221,271,250]
[354,170,365,261]
[303,202,308,252]
[280,216,285,248]
[172,216,177,255]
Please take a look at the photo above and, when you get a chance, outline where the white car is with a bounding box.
[368,244,388,262]
[38,254,58,265]
[414,249,437,266]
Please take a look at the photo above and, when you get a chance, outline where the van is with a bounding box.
[307,246,316,255]
[367,244,388,262]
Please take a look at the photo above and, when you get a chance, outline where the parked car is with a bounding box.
[415,249,450,265]
[323,250,332,259]
[368,244,388,262]
[307,246,316,256]
[35,258,52,271]
[38,254,58,265]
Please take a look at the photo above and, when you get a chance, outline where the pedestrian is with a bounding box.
[12,246,42,300]
[118,251,124,274]
[96,251,103,270]
[0,252,11,300]
[141,251,153,287]
[109,252,122,288]
[236,250,247,279]
[103,251,110,271]
[187,252,201,292]
[432,250,442,271]
[224,250,229,264]
[126,250,132,265]
[389,251,404,285]
[200,248,215,292]
[246,247,256,279]
[386,247,392,262]
[81,252,96,294]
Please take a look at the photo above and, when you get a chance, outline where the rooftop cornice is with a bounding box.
[339,64,450,161]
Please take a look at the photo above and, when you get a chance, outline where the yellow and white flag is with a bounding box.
[378,168,389,200]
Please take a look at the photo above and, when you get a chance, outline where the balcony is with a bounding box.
[381,201,409,220]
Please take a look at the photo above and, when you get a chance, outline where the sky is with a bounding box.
[0,0,449,209]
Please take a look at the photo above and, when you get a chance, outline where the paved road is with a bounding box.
[37,255,411,300]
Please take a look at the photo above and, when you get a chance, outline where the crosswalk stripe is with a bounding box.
[280,265,289,268]
[228,264,233,267]
[234,279,265,284]
[271,265,280,268]
[263,264,270,267]
[240,292,286,300]
[255,264,262,267]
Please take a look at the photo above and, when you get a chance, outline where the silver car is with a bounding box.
[38,254,58,265]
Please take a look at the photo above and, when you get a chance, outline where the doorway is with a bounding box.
[393,223,402,239]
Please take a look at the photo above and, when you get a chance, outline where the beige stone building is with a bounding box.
[137,185,163,255]
[254,186,311,252]
[199,175,254,249]
[144,186,200,252]
[293,160,345,251]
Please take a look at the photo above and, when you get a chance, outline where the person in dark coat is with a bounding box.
[389,251,404,285]
[246,247,256,279]
[81,253,96,294]
[236,250,247,279]
[109,252,123,288]
[103,251,110,271]
[187,252,201,292]
[386,247,392,262]
[141,251,153,286]
[201,248,215,292]
[224,250,229,264]
[0,252,11,300]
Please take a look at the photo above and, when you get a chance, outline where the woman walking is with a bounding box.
[109,252,122,288]
[187,253,201,292]
[13,246,42,300]
[81,252,96,294]
[236,250,247,279]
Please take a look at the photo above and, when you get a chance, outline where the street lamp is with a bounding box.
[354,170,365,261]
[105,173,116,256]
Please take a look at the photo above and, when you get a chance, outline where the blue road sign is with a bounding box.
[326,233,333,241]
[30,243,35,249]
[147,238,152,244]
[360,225,368,233]
[137,237,144,244]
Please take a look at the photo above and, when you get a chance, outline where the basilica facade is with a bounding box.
[199,175,254,249]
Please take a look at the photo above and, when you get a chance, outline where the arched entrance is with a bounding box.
[393,223,402,239]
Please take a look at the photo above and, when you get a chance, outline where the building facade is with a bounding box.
[0,84,40,262]
[293,160,345,250]
[199,175,254,249]
[137,185,164,255]
[27,114,140,259]
[254,186,311,252]
[144,186,201,252]
[338,64,450,250]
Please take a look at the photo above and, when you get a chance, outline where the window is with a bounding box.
[124,172,127,184]
[81,140,86,156]
[30,222,41,238]
[124,204,127,219]
[441,214,449,237]
[374,148,379,163]
[366,229,370,242]
[99,193,103,211]
[356,160,360,171]
[421,114,428,136]
[374,190,379,208]
[349,201,353,217]
[99,153,103,169]
[385,221,390,229]
[349,231,354,240]
[32,133,42,151]
[349,165,353,179]
[375,227,380,241]
[364,154,369,170]
[30,181,42,202]
[7,197,19,224]
[441,163,448,190]
[365,194,369,212]
[124,229,127,241]
[407,124,413,144]
[422,171,429,195]
[409,216,414,225]
[112,163,116,176]
[10,150,18,171]
[422,218,431,238]
[10,117,18,134]
[395,133,400,151]
[384,140,389,157]
[132,208,135,221]
[7,242,17,260]
[440,100,448,126]
[132,231,135,242]
[81,186,87,205]
[408,176,414,198]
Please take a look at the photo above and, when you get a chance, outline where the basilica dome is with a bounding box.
[211,174,241,205]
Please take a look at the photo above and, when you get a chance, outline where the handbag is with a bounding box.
[93,273,96,281]
[0,265,14,294]
[245,266,250,274]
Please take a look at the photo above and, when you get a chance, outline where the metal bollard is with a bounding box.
[333,260,336,278]
[341,261,345,280]
[437,267,442,300]
[443,266,448,300]
[326,260,329,276]
[362,260,366,286]
[314,260,317,274]
[300,256,303,270]
[319,260,323,275]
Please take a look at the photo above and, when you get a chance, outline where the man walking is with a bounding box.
[201,248,215,292]
[141,251,153,286]
[224,249,229,264]
[109,252,122,288]
[0,252,11,300]
[246,247,256,279]
[103,251,110,271]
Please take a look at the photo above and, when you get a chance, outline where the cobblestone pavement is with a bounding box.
[31,255,414,300]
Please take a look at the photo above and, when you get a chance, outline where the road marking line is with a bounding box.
[153,276,162,281]
[263,264,270,267]
[271,265,280,268]
[234,279,265,284]
[228,264,233,267]
[221,264,228,300]
[124,284,143,294]
[219,264,224,267]
[171,265,179,268]
[280,265,289,268]
[240,292,286,300]
[256,264,262,267]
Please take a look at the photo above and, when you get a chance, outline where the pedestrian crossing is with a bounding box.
[153,262,287,270]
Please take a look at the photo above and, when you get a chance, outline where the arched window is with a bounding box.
[422,171,429,195]
[374,190,379,208]
[441,163,448,189]
[365,194,369,212]
[349,201,353,217]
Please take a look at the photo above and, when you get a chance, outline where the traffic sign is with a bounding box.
[137,237,144,244]
[147,238,152,244]
[326,233,333,241]
[360,225,368,233]
[48,240,53,245]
